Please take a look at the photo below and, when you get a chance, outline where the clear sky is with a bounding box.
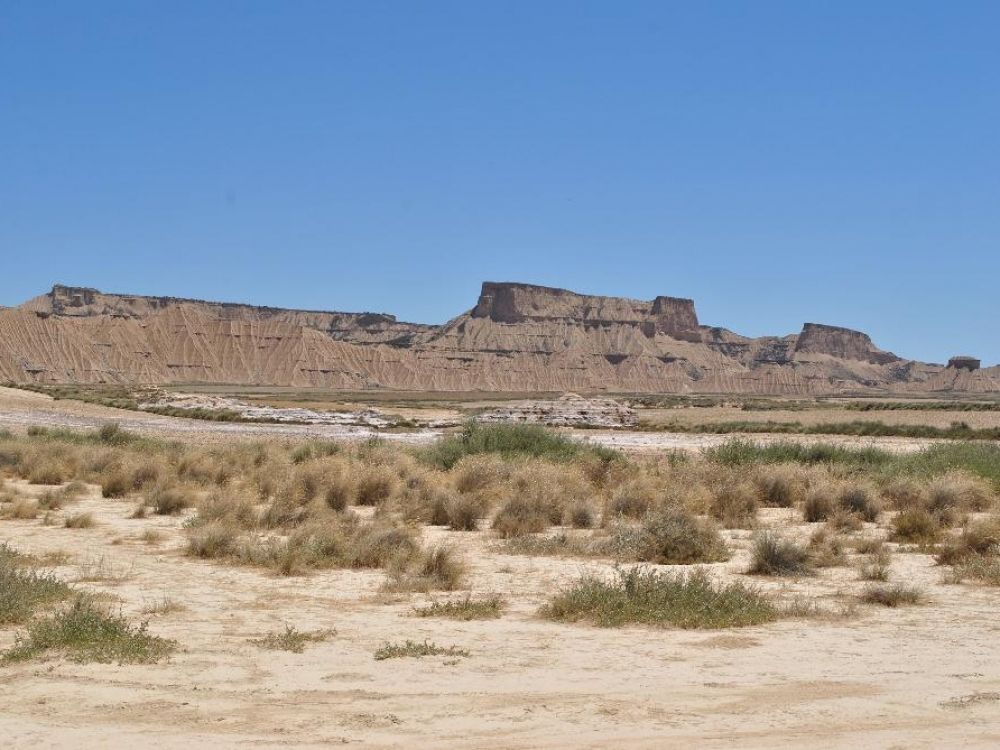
[2,2,998,364]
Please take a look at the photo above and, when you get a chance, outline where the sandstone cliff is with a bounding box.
[0,282,994,395]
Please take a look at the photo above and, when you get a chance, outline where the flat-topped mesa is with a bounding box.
[470,281,701,341]
[948,356,981,371]
[20,284,433,347]
[793,323,900,365]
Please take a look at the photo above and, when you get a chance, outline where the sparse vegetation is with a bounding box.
[249,624,335,653]
[373,639,469,660]
[413,595,505,620]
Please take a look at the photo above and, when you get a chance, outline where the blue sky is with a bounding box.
[2,2,998,364]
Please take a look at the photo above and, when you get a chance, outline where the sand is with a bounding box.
[2,486,1000,748]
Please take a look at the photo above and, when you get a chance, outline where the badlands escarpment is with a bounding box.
[0,282,996,394]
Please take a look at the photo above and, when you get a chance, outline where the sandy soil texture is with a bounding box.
[2,480,1000,749]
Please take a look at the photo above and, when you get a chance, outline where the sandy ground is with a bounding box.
[0,387,952,454]
[2,478,1000,748]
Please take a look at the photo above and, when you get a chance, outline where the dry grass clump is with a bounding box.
[412,595,505,620]
[807,528,847,567]
[709,482,758,528]
[492,497,551,538]
[355,464,398,506]
[249,624,335,653]
[891,508,942,544]
[926,471,994,523]
[196,487,259,528]
[857,542,892,581]
[449,454,511,495]
[630,508,730,564]
[444,493,486,531]
[140,529,165,545]
[541,566,777,629]
[148,482,198,516]
[566,501,596,529]
[882,478,927,511]
[383,545,466,592]
[186,521,240,560]
[802,485,836,522]
[858,583,924,607]
[754,465,803,507]
[837,485,881,522]
[747,533,813,576]
[1,597,176,665]
[2,499,39,520]
[63,512,95,529]
[935,518,1000,566]
[606,476,659,519]
[947,555,1000,586]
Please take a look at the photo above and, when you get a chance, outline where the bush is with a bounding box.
[936,518,1000,566]
[606,477,658,519]
[755,467,800,507]
[355,465,397,506]
[248,625,334,653]
[186,521,239,559]
[837,485,880,522]
[1,597,177,665]
[709,483,758,528]
[807,528,846,567]
[567,502,596,529]
[149,483,197,516]
[747,533,813,576]
[446,494,485,531]
[891,509,941,544]
[540,567,777,629]
[492,498,551,538]
[63,512,95,529]
[384,545,466,592]
[858,584,924,607]
[634,508,729,564]
[0,546,73,625]
[802,486,835,522]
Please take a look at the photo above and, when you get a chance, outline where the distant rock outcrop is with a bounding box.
[0,282,996,394]
[948,356,981,371]
[793,323,900,365]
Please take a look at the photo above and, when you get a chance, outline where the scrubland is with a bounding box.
[3,421,1000,747]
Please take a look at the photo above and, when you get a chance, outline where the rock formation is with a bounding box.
[0,282,996,394]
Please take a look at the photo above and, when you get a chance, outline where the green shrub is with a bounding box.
[1,597,176,665]
[540,567,777,629]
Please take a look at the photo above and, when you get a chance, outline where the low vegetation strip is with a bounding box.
[540,567,778,629]
[373,640,470,660]
[421,422,621,469]
[646,419,1000,441]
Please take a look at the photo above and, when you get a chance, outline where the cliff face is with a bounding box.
[0,282,994,394]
